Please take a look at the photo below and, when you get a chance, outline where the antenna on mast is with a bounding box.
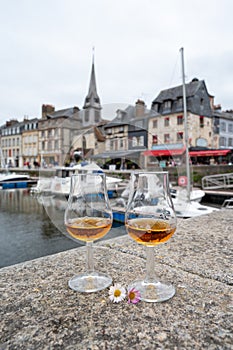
[92,46,95,64]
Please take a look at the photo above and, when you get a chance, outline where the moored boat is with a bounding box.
[0,172,36,189]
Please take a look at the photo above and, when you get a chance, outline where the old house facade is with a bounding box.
[21,118,39,167]
[38,105,80,167]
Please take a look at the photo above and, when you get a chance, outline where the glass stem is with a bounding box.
[86,241,94,273]
[145,246,157,283]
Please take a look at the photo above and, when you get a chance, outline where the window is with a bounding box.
[164,134,170,143]
[110,140,114,150]
[164,117,169,127]
[219,137,226,147]
[228,124,233,133]
[95,110,99,122]
[220,122,226,132]
[48,140,52,151]
[200,116,204,128]
[139,136,144,146]
[106,128,112,135]
[132,137,137,147]
[85,110,89,122]
[42,141,45,150]
[119,139,124,148]
[164,100,171,110]
[228,138,233,147]
[54,140,59,150]
[177,97,183,107]
[177,115,183,125]
[152,135,158,144]
[177,132,183,141]
[153,120,158,128]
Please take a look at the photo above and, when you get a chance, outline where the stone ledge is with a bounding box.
[0,210,232,349]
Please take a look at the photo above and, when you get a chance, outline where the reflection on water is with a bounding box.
[0,189,126,268]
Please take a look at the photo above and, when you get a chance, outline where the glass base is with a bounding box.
[68,271,112,293]
[128,279,175,303]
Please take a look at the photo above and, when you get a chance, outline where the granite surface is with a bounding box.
[0,210,232,349]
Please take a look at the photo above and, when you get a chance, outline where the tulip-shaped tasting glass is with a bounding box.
[125,171,177,302]
[64,173,113,292]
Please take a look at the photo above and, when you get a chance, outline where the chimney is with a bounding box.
[42,104,55,119]
[6,119,18,127]
[135,99,146,118]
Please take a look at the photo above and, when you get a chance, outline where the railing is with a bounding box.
[202,172,233,189]
[222,198,233,208]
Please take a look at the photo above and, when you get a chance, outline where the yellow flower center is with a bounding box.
[114,289,121,297]
[129,291,135,300]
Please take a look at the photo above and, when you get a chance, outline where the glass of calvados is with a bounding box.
[64,173,113,293]
[125,171,177,302]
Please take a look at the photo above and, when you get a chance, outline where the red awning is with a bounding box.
[189,150,231,157]
[144,147,186,157]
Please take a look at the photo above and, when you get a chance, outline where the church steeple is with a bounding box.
[83,51,101,111]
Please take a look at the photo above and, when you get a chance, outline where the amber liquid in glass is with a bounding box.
[126,218,176,246]
[65,217,112,242]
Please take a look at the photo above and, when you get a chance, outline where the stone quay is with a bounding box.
[0,210,232,349]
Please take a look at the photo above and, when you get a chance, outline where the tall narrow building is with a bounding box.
[83,56,102,126]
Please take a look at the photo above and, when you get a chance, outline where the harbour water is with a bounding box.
[0,188,126,268]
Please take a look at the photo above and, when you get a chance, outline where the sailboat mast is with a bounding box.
[180,47,191,201]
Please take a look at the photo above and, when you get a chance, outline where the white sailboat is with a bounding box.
[171,48,217,217]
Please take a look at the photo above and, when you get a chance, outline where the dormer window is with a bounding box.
[164,100,172,110]
[106,128,112,135]
[177,97,183,107]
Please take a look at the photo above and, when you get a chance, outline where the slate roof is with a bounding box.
[151,78,213,117]
[104,104,157,128]
[152,79,212,103]
[46,106,80,119]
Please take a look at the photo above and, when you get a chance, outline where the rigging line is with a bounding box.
[168,51,180,87]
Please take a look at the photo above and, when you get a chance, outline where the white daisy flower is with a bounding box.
[109,284,126,303]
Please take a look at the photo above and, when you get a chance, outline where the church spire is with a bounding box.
[83,49,101,110]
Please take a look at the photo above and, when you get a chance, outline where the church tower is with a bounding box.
[83,53,102,126]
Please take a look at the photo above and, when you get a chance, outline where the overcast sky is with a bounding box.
[0,0,232,125]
